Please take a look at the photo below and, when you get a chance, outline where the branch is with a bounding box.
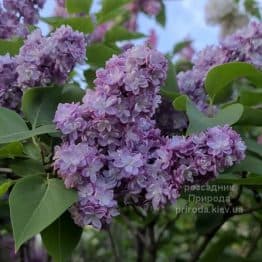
[190,183,243,262]
[233,204,262,216]
[157,213,181,245]
[107,228,120,262]
[190,220,225,262]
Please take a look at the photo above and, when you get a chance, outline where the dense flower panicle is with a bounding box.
[219,13,249,38]
[179,39,195,61]
[146,29,158,49]
[3,0,45,24]
[56,0,65,7]
[0,26,85,110]
[0,55,22,110]
[140,0,161,16]
[87,22,114,44]
[16,26,86,88]
[222,22,262,68]
[166,125,246,184]
[205,0,237,25]
[205,0,249,38]
[177,22,262,112]
[0,7,28,39]
[0,0,46,39]
[54,45,246,229]
[126,0,162,31]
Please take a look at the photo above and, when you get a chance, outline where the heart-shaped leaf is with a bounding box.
[41,212,82,262]
[205,62,262,103]
[186,101,244,135]
[9,176,77,250]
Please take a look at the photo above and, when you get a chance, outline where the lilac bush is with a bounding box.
[1,2,260,261]
[54,46,246,229]
[177,21,262,113]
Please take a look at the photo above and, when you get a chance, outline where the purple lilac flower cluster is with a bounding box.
[54,46,168,228]
[0,55,22,110]
[126,0,162,31]
[16,25,86,88]
[0,26,86,110]
[53,45,246,229]
[87,22,114,44]
[177,22,262,112]
[0,0,46,39]
[166,125,246,185]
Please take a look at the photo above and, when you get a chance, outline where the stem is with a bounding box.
[136,229,146,262]
[190,184,243,262]
[157,213,181,245]
[191,203,262,261]
[246,226,261,257]
[108,228,120,262]
[148,220,157,262]
[190,221,224,262]
[19,244,27,262]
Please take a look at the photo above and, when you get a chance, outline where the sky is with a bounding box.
[39,0,221,52]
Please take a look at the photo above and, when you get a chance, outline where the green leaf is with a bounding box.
[175,60,193,73]
[237,107,262,126]
[199,232,236,262]
[0,38,23,56]
[205,62,262,103]
[0,142,24,159]
[244,0,261,18]
[98,0,130,23]
[173,40,192,55]
[172,95,188,111]
[0,107,29,143]
[105,26,145,43]
[66,0,92,14]
[239,89,262,106]
[62,84,85,102]
[196,212,223,235]
[230,155,262,174]
[41,212,82,262]
[22,86,84,127]
[9,176,77,250]
[84,69,96,88]
[100,0,131,13]
[161,59,179,99]
[23,142,42,160]
[0,180,13,198]
[245,138,262,157]
[156,0,166,27]
[43,16,94,34]
[186,101,244,135]
[10,159,45,177]
[0,124,57,144]
[86,43,120,68]
[214,174,262,185]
